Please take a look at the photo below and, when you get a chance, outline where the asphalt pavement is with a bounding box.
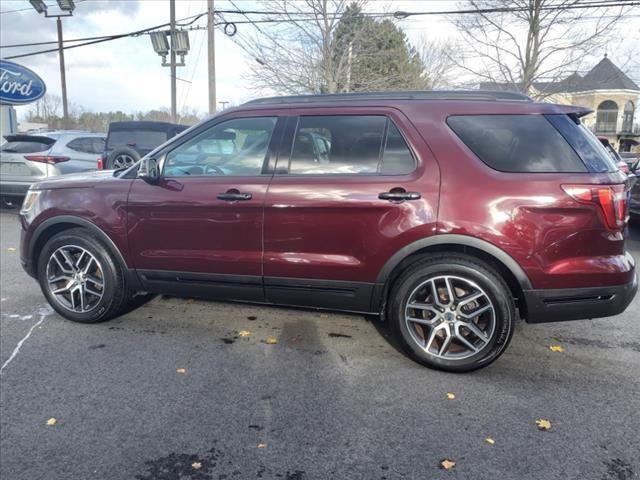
[1,208,639,480]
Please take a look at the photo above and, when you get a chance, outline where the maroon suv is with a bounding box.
[19,91,637,372]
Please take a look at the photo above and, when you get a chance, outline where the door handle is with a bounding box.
[217,192,252,201]
[378,191,421,201]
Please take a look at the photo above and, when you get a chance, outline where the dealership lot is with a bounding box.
[0,209,639,480]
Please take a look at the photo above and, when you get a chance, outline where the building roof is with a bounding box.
[480,56,640,94]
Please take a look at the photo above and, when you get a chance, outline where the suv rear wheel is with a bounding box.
[37,228,132,323]
[388,254,515,372]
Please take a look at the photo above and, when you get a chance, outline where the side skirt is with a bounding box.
[136,269,378,314]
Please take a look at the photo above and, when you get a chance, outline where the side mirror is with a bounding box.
[138,157,160,184]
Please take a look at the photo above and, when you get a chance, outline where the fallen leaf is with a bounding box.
[440,459,456,470]
[264,336,278,345]
[238,330,251,337]
[485,437,495,445]
[257,443,267,448]
[186,298,194,304]
[46,418,57,426]
[6,247,16,252]
[191,462,202,470]
[446,392,456,400]
[549,345,565,352]
[536,419,552,430]
[176,368,186,374]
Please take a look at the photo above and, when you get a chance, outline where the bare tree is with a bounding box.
[452,0,630,96]
[26,94,62,123]
[229,0,364,95]
[417,37,457,90]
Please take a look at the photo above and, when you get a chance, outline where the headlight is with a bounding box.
[20,190,41,215]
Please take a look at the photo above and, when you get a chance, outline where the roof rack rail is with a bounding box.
[243,90,532,106]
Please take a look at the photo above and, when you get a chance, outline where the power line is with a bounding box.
[1,11,208,60]
[3,2,638,59]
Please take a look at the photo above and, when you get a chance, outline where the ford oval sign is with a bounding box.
[0,60,46,105]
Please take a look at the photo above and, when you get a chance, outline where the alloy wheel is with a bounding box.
[46,245,104,313]
[404,275,496,360]
[113,154,136,169]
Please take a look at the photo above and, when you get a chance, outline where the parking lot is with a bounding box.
[0,208,638,480]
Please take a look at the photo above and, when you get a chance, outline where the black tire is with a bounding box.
[388,254,516,372]
[37,228,132,323]
[106,146,140,170]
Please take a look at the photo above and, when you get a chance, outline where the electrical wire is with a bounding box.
[2,2,638,59]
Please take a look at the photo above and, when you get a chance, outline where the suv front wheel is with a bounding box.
[37,228,132,323]
[388,254,516,372]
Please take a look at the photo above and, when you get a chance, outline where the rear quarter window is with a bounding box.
[447,114,588,173]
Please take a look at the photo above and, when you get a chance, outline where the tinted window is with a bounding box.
[381,121,415,174]
[0,140,53,153]
[288,116,414,175]
[546,114,617,173]
[447,115,587,173]
[108,130,167,150]
[66,137,104,154]
[164,117,276,177]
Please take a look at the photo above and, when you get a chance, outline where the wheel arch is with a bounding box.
[29,216,130,278]
[373,235,532,315]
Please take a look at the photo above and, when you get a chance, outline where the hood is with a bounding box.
[32,170,120,190]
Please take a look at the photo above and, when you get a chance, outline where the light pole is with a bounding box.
[207,0,216,115]
[149,0,190,123]
[30,0,75,129]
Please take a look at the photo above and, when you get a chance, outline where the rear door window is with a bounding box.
[67,137,105,154]
[287,115,415,175]
[447,114,588,173]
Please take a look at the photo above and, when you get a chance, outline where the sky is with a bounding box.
[1,0,639,120]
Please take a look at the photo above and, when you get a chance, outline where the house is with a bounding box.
[480,55,639,152]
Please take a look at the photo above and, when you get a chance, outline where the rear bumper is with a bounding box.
[523,274,638,323]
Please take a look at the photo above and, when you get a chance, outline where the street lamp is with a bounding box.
[30,0,76,129]
[150,32,170,65]
[149,30,190,67]
[149,6,191,124]
[29,0,47,14]
[57,0,76,12]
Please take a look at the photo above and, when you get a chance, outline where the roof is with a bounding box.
[108,121,187,131]
[244,90,532,105]
[480,56,640,94]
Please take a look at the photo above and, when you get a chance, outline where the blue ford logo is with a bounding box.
[0,60,46,105]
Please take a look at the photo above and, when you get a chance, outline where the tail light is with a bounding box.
[97,156,104,170]
[24,155,70,164]
[562,184,629,230]
[616,161,630,175]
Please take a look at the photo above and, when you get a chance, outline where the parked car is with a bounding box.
[18,91,637,372]
[0,131,105,208]
[100,121,188,170]
[598,136,630,175]
[625,152,640,217]
[620,151,639,172]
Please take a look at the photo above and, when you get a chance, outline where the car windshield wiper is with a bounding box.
[1,149,19,153]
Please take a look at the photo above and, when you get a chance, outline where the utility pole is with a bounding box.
[29,2,75,129]
[56,16,69,129]
[207,0,216,115]
[170,0,177,123]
